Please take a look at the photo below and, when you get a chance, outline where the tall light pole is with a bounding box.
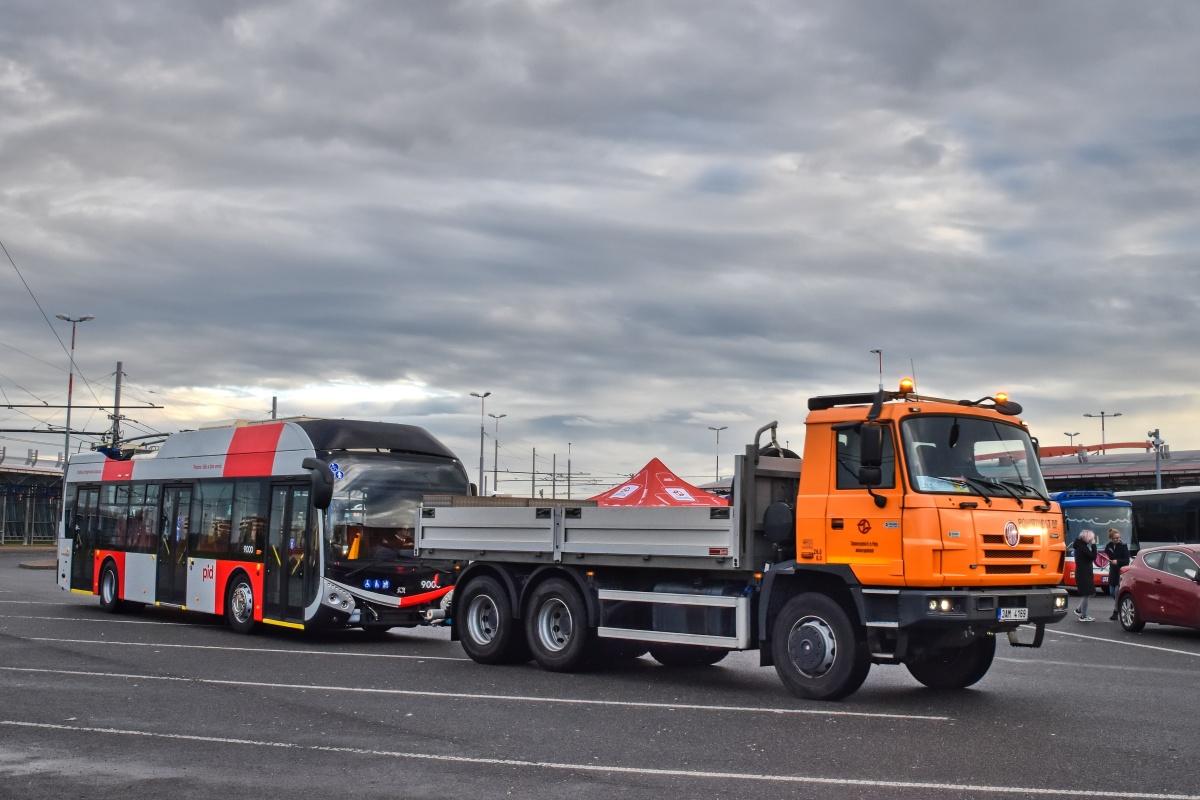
[869,349,883,390]
[56,314,93,529]
[1148,428,1165,490]
[1083,411,1122,450]
[469,391,490,493]
[488,412,506,496]
[708,425,727,482]
[1064,431,1081,447]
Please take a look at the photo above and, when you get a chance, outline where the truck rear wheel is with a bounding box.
[905,635,996,690]
[771,593,870,701]
[649,644,728,667]
[524,578,596,672]
[458,575,528,664]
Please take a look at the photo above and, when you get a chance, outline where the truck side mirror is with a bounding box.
[857,465,883,487]
[302,457,334,510]
[859,423,884,469]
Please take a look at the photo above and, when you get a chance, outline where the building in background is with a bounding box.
[1041,449,1200,492]
[0,455,62,545]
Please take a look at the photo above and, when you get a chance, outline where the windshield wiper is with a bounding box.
[999,479,1052,510]
[984,478,1024,507]
[342,558,389,580]
[934,476,992,505]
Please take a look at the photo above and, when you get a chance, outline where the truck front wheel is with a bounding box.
[905,635,996,690]
[771,593,870,701]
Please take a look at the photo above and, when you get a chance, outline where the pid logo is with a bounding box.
[201,563,215,582]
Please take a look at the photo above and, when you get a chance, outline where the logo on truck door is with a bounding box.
[857,519,872,534]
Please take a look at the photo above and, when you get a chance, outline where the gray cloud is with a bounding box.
[2,0,1199,489]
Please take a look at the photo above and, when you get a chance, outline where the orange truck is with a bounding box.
[416,382,1069,700]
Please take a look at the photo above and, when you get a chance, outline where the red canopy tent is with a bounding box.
[590,457,729,507]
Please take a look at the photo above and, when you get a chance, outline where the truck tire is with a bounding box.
[905,635,996,690]
[649,644,728,667]
[524,578,597,672]
[458,575,528,664]
[771,592,870,701]
[1117,594,1144,632]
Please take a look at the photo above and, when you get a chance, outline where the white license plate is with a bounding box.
[998,607,1029,622]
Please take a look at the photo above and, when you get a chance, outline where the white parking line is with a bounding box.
[0,666,949,722]
[0,600,76,605]
[21,636,468,662]
[1044,627,1200,659]
[996,657,1196,677]
[2,719,1196,798]
[0,614,195,626]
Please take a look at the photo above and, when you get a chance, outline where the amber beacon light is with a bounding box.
[898,377,915,393]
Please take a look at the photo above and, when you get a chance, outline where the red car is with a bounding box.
[1117,545,1200,632]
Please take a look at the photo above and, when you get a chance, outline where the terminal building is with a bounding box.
[0,449,63,545]
[1040,448,1200,493]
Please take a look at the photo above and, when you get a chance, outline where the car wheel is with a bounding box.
[906,635,996,690]
[771,592,870,701]
[1118,593,1144,632]
[458,575,529,664]
[225,574,257,634]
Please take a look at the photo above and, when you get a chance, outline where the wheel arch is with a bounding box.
[758,562,862,666]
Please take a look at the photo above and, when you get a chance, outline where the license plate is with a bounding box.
[998,607,1029,621]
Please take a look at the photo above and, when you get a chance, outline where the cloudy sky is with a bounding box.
[1,1,1198,494]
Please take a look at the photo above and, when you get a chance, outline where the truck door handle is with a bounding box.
[831,519,844,530]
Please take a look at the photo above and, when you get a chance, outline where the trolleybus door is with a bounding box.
[265,484,311,623]
[156,486,191,605]
[69,487,99,591]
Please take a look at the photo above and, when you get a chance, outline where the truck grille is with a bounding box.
[983,549,1038,559]
[984,564,1033,575]
[982,534,1036,546]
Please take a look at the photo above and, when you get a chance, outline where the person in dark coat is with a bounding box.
[1073,528,1097,621]
[1104,527,1131,620]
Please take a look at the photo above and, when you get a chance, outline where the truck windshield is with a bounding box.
[902,416,1048,499]
[326,453,469,563]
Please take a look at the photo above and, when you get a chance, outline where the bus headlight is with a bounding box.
[324,585,353,610]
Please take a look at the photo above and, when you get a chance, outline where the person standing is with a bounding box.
[1073,528,1097,622]
[1104,527,1131,620]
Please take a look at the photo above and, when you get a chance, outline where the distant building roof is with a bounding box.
[1041,448,1200,492]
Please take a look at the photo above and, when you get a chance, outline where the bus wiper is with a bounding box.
[935,476,992,506]
[343,558,388,579]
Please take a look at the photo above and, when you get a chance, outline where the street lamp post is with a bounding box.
[1064,431,1081,447]
[708,425,728,482]
[1148,428,1165,490]
[488,412,506,496]
[55,313,93,529]
[1083,411,1122,451]
[469,391,490,493]
[869,349,883,391]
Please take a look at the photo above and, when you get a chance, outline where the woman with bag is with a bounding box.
[1072,528,1097,622]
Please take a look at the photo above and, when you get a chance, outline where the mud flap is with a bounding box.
[1006,623,1045,648]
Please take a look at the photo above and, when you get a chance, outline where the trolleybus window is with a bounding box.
[191,481,234,555]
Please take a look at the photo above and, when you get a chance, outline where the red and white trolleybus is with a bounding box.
[57,418,470,633]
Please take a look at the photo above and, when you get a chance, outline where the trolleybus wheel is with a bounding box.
[458,575,528,664]
[771,592,870,701]
[98,562,123,613]
[1118,594,1145,632]
[225,574,257,634]
[905,635,996,690]
[649,644,728,667]
[524,578,597,672]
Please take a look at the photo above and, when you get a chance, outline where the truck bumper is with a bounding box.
[864,586,1070,630]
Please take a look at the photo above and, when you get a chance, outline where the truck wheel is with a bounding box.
[1117,594,1144,632]
[649,644,728,667]
[98,562,123,613]
[524,578,597,672]
[771,593,870,701]
[905,635,996,690]
[225,574,257,634]
[458,575,528,664]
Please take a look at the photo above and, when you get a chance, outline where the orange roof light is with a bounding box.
[898,377,915,393]
[995,391,1009,404]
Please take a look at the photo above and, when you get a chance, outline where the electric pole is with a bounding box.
[469,391,490,492]
[489,412,506,496]
[708,425,727,482]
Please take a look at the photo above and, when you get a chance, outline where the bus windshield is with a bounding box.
[1062,505,1133,552]
[902,416,1048,499]
[326,453,469,563]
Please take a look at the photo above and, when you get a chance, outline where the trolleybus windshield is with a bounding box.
[326,453,468,563]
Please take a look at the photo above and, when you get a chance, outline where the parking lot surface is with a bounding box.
[1,549,1198,800]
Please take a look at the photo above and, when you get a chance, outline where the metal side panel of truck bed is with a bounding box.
[416,504,744,569]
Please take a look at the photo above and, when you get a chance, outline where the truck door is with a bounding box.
[824,424,904,583]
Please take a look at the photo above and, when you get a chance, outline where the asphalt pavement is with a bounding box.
[1,549,1197,800]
